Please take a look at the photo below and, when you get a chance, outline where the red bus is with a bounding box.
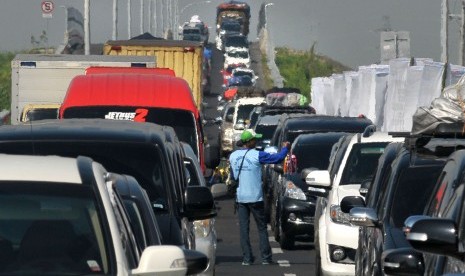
[60,73,208,172]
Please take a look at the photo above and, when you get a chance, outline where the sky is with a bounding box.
[0,0,462,68]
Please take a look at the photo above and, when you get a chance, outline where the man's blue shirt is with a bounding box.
[229,147,288,203]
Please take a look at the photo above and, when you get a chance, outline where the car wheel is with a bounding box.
[278,217,294,250]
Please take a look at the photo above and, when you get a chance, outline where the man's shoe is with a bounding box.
[242,261,252,266]
[262,260,273,265]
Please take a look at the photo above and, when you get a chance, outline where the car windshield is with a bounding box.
[390,165,443,228]
[340,142,389,185]
[226,36,247,46]
[0,182,111,275]
[183,29,200,34]
[234,71,253,77]
[292,139,343,172]
[222,22,241,32]
[228,51,249,58]
[237,104,257,122]
[63,106,199,157]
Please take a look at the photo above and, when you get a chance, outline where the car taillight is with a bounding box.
[110,45,122,51]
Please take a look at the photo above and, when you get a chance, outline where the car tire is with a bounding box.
[278,217,294,250]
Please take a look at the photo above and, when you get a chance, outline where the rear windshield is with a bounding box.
[390,165,443,228]
[293,140,343,172]
[0,182,112,275]
[237,104,257,122]
[340,142,389,185]
[255,124,277,140]
[63,106,198,156]
[226,36,247,46]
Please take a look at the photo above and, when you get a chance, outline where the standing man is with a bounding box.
[229,129,290,265]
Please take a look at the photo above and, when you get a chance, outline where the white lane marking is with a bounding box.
[267,225,271,231]
[272,247,283,254]
[284,274,296,276]
[277,260,290,267]
[269,237,275,242]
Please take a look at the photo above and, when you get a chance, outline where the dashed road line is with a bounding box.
[267,225,271,231]
[272,247,283,254]
[268,236,275,242]
[277,260,290,267]
[284,274,296,276]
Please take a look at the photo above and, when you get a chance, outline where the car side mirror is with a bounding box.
[132,245,188,275]
[305,170,331,188]
[359,179,371,197]
[382,248,424,276]
[301,168,316,181]
[185,186,217,221]
[210,183,228,199]
[340,196,366,213]
[407,218,460,258]
[349,207,378,227]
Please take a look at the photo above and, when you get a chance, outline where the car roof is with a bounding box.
[0,154,81,183]
[60,74,199,119]
[0,119,178,145]
[350,131,405,143]
[280,115,373,132]
[293,132,349,146]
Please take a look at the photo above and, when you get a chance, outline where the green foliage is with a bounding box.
[0,52,15,111]
[275,46,350,102]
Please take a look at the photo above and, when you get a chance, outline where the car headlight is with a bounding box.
[193,219,213,238]
[329,205,351,225]
[284,181,306,200]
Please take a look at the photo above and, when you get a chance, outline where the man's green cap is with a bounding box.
[241,129,263,142]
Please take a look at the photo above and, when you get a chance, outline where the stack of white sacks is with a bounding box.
[310,58,465,132]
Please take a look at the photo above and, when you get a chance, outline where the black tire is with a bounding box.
[278,218,294,250]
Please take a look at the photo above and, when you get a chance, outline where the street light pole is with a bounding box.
[84,0,90,55]
[140,0,144,34]
[128,0,132,39]
[112,0,118,40]
[264,3,274,29]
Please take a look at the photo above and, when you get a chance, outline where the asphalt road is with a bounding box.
[203,43,317,276]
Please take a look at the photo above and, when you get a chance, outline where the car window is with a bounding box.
[254,124,277,141]
[0,182,111,275]
[292,141,341,172]
[185,160,201,187]
[122,200,148,252]
[389,165,443,228]
[340,142,389,185]
[237,104,257,122]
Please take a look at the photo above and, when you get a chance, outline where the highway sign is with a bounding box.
[41,1,54,18]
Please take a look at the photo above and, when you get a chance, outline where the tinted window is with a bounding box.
[340,143,388,185]
[63,106,198,156]
[225,36,247,47]
[293,143,336,172]
[255,124,277,140]
[237,104,257,122]
[390,165,443,228]
[0,182,111,275]
[24,108,59,122]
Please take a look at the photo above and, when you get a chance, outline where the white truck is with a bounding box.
[10,54,156,124]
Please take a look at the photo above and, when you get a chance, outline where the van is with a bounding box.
[59,73,218,172]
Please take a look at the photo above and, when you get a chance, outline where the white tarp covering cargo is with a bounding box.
[323,77,336,116]
[371,65,389,128]
[347,72,361,117]
[382,58,411,132]
[332,74,345,116]
[311,77,327,115]
[412,74,465,135]
[418,61,445,107]
[341,71,357,117]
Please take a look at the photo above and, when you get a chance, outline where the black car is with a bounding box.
[265,114,373,229]
[223,34,248,50]
[253,114,281,150]
[344,135,455,276]
[273,132,349,249]
[403,132,465,274]
[0,119,216,251]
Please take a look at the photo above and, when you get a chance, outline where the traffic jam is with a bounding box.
[1,1,465,276]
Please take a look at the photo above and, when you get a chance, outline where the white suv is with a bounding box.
[307,131,403,275]
[0,154,191,276]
